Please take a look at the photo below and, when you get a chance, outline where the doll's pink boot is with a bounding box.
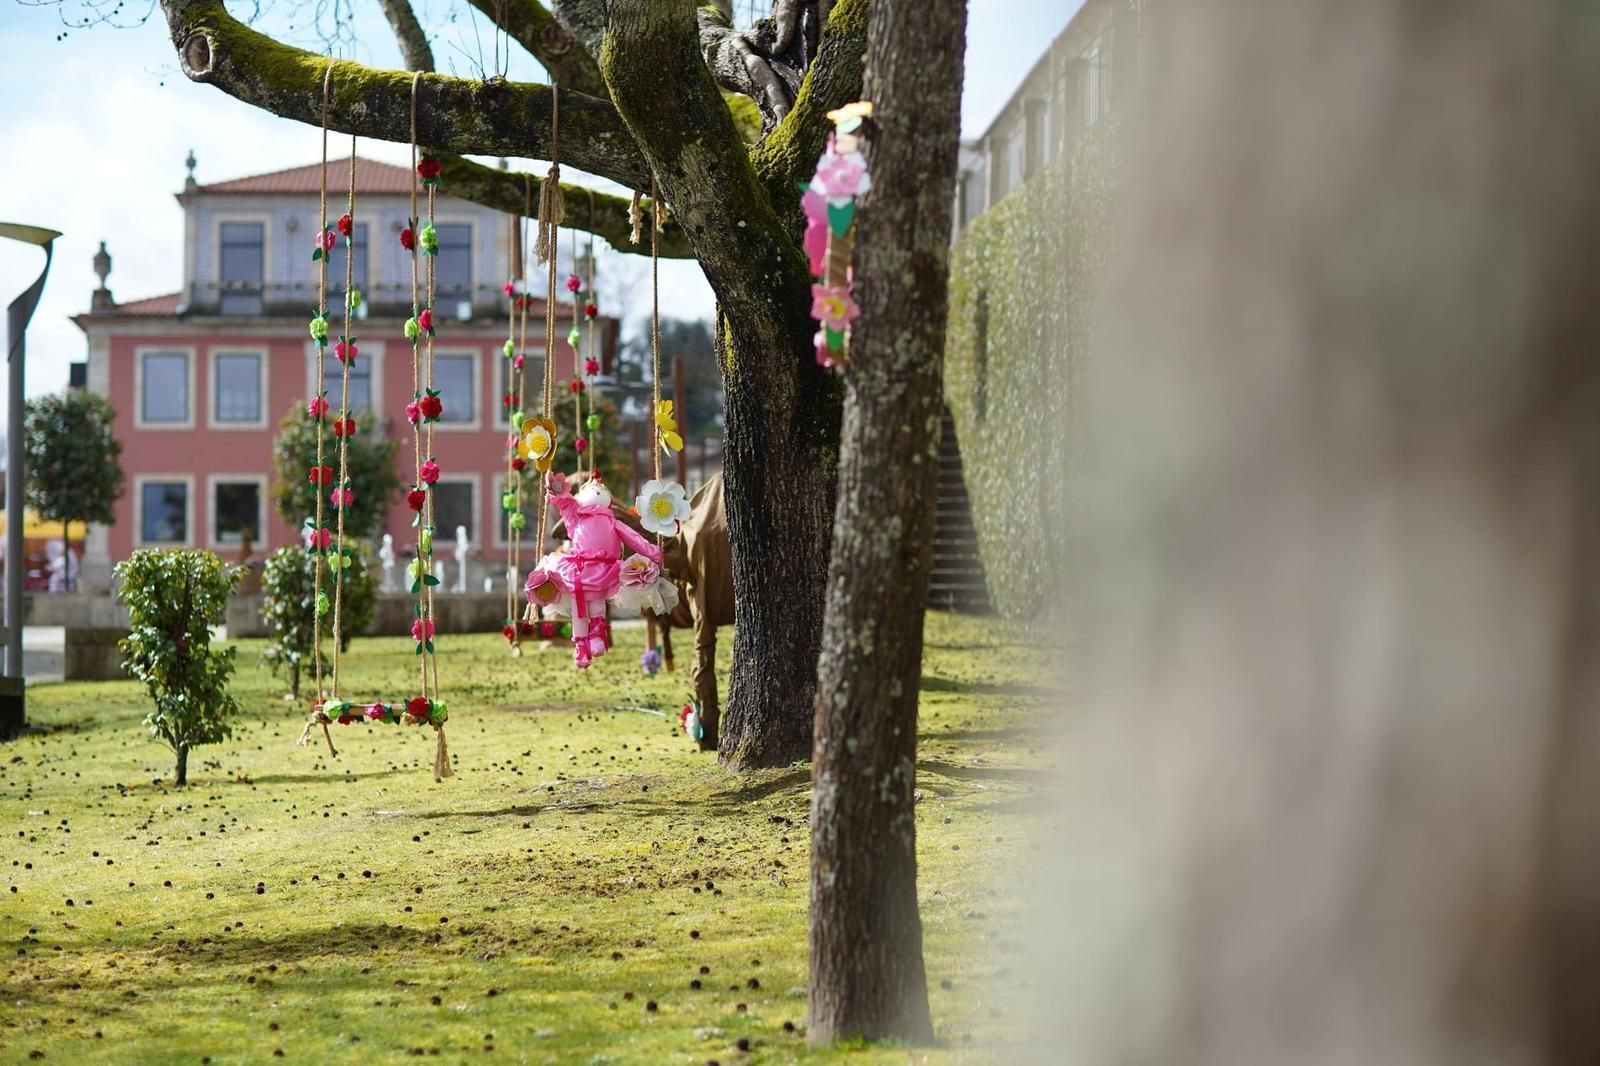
[588,618,611,659]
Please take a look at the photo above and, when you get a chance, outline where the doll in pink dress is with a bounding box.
[525,473,663,667]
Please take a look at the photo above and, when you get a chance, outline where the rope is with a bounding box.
[310,59,337,758]
[409,72,428,703]
[330,130,356,697]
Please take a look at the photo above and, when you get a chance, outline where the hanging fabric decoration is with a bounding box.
[501,184,534,655]
[296,67,453,781]
[804,100,874,371]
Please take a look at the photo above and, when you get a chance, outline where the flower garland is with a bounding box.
[296,69,452,782]
[804,101,873,371]
[501,181,537,653]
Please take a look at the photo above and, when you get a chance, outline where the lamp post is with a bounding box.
[1,222,61,735]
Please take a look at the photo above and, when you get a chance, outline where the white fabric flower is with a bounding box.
[634,478,692,536]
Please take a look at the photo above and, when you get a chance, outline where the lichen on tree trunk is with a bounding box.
[808,0,966,1045]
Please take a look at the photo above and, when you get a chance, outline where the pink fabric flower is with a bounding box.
[411,618,436,643]
[307,396,329,420]
[619,555,661,589]
[330,487,354,508]
[334,340,358,364]
[503,280,516,297]
[811,283,860,332]
[308,527,332,551]
[811,138,872,202]
[317,229,337,252]
[417,308,434,333]
[365,703,387,721]
[583,358,600,376]
[513,355,525,370]
[420,460,441,485]
[405,400,421,426]
[565,276,582,293]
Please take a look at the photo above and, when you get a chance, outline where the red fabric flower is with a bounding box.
[334,339,358,364]
[417,308,434,334]
[502,624,516,642]
[419,394,443,420]
[502,393,514,410]
[420,460,441,485]
[307,396,329,420]
[583,358,600,376]
[417,157,443,181]
[407,488,427,512]
[308,465,333,485]
[565,276,582,294]
[399,227,416,251]
[337,214,353,237]
[584,303,598,319]
[569,380,585,394]
[519,620,535,636]
[407,696,431,720]
[333,418,357,438]
[574,437,589,454]
[510,457,526,472]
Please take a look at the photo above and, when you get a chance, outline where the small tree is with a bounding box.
[23,390,125,590]
[259,544,378,699]
[116,550,243,787]
[271,403,402,542]
[549,390,628,493]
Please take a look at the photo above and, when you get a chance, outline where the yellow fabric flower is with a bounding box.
[655,400,684,453]
[517,416,559,473]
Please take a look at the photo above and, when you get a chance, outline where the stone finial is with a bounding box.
[184,148,198,192]
[90,241,115,312]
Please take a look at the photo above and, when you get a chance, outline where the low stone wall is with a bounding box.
[63,627,129,682]
[22,593,130,629]
[226,592,513,639]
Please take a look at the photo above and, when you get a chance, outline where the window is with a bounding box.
[219,222,265,315]
[327,222,369,298]
[989,134,1011,203]
[434,353,476,424]
[495,354,544,426]
[497,475,538,545]
[1024,100,1047,181]
[431,481,475,544]
[141,351,189,425]
[213,352,263,425]
[434,224,472,297]
[140,481,188,544]
[212,481,263,547]
[321,356,373,416]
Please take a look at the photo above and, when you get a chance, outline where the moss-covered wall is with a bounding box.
[944,125,1119,617]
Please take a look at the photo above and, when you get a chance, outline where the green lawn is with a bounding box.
[0,612,1048,1064]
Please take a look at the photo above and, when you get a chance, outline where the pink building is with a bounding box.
[72,156,616,591]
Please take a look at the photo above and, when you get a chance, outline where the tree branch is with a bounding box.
[464,0,608,98]
[378,0,435,72]
[437,155,695,258]
[159,0,652,189]
[751,0,868,193]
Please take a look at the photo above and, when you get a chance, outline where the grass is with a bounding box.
[0,611,1052,1064]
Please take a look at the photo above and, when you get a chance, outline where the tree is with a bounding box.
[259,544,377,699]
[271,402,403,544]
[157,0,868,768]
[22,390,125,590]
[618,317,724,438]
[808,0,964,1045]
[116,549,243,787]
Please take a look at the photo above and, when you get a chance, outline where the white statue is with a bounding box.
[454,525,469,593]
[435,560,448,593]
[379,534,397,592]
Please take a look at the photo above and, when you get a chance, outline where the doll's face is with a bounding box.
[575,480,612,508]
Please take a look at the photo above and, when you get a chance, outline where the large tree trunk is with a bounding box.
[808,0,965,1044]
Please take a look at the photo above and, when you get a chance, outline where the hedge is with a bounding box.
[943,123,1121,617]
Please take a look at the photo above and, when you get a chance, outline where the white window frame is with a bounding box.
[428,475,481,550]
[430,349,482,431]
[305,339,386,423]
[207,347,269,430]
[495,348,547,427]
[133,474,196,548]
[429,216,476,309]
[134,346,196,430]
[490,472,541,550]
[206,474,269,551]
[211,212,274,312]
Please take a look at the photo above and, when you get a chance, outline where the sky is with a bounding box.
[0,0,1081,400]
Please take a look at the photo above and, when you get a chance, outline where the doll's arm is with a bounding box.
[617,518,664,565]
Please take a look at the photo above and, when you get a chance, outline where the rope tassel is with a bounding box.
[536,167,565,264]
[433,726,453,781]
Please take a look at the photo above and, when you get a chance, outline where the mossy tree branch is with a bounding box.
[464,0,609,97]
[436,155,696,258]
[751,0,868,196]
[159,0,652,188]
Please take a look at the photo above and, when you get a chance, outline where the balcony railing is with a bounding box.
[181,280,539,321]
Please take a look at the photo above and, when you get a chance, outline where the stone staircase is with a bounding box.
[929,406,990,612]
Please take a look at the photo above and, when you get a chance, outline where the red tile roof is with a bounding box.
[107,293,182,316]
[197,158,416,196]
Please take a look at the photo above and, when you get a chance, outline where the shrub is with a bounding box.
[115,550,244,787]
[944,122,1121,617]
[259,543,378,699]
[271,403,402,542]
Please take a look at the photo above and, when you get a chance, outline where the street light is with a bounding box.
[1,222,61,737]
